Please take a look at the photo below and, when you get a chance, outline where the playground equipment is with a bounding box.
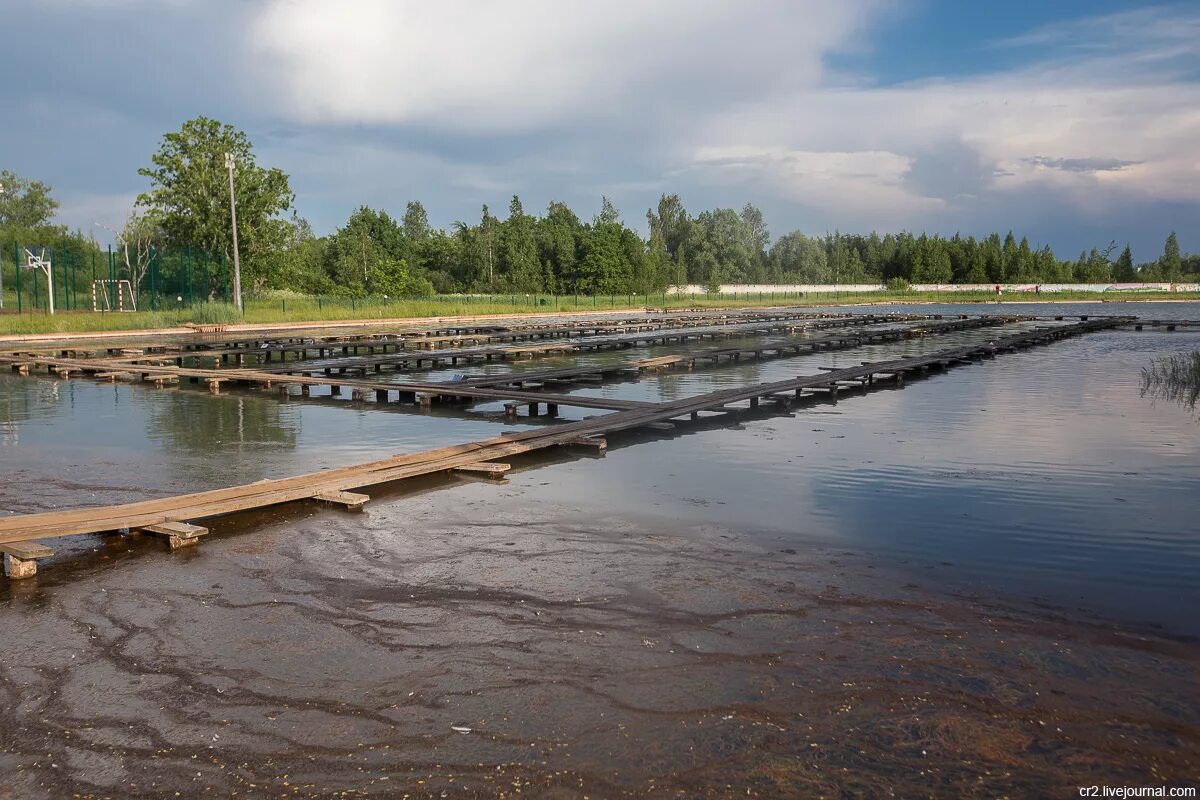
[22,248,54,315]
[91,279,137,312]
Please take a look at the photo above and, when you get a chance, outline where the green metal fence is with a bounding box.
[5,243,231,314]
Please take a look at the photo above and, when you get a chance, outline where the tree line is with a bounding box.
[3,116,1198,303]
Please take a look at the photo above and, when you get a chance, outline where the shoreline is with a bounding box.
[1,296,1197,345]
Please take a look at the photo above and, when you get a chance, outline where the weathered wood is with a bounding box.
[453,462,511,477]
[0,319,1127,557]
[142,521,210,550]
[314,490,370,510]
[0,541,54,560]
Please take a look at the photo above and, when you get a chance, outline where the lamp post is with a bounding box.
[225,153,242,311]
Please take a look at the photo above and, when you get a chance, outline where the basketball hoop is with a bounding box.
[23,248,54,315]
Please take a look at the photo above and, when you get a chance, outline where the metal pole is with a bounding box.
[46,253,55,315]
[225,153,242,310]
[15,242,21,313]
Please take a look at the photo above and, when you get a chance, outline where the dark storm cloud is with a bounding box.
[1025,156,1141,173]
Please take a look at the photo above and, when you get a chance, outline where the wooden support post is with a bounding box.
[453,462,511,479]
[1,541,54,579]
[207,378,224,395]
[314,490,370,511]
[546,403,559,417]
[351,389,366,402]
[300,384,311,396]
[142,521,210,550]
[566,436,607,452]
[419,394,433,410]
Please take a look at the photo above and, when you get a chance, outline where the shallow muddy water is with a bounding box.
[1,303,1198,797]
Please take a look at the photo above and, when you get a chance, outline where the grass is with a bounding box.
[2,289,1199,336]
[1142,351,1200,412]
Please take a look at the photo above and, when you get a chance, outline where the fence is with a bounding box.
[3,244,232,314]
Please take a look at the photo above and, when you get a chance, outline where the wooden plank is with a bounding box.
[0,541,54,560]
[143,521,209,539]
[314,490,370,510]
[453,462,511,478]
[142,521,210,550]
[0,318,1126,551]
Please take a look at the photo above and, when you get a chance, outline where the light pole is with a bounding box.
[225,153,242,311]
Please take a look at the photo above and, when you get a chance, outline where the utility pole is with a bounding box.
[225,153,242,310]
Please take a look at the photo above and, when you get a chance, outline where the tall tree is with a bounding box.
[0,169,59,228]
[500,195,542,292]
[402,201,430,242]
[1161,231,1182,280]
[1113,244,1136,281]
[137,117,294,283]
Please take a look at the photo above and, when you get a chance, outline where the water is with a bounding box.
[1,304,1198,796]
[2,307,1197,634]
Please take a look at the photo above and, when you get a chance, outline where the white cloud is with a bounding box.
[249,0,884,131]
[683,7,1200,226]
[686,146,939,222]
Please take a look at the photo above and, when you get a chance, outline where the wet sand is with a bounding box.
[2,477,1197,798]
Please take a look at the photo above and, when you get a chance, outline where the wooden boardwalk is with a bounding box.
[1,316,1013,416]
[0,316,1129,573]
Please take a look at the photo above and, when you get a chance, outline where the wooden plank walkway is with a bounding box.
[0,317,1128,558]
[245,314,929,376]
[1,316,1012,416]
[454,316,1016,390]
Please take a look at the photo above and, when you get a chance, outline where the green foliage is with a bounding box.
[1161,232,1182,281]
[0,169,59,228]
[188,301,242,324]
[885,277,911,292]
[137,117,294,290]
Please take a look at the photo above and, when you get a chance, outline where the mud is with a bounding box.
[1,482,1197,798]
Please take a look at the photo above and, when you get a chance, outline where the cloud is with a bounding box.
[249,0,884,131]
[685,146,939,223]
[1024,156,1141,174]
[683,5,1200,231]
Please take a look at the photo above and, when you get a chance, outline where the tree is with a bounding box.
[595,196,621,226]
[137,117,294,286]
[114,211,164,295]
[500,195,542,292]
[0,169,59,228]
[402,201,430,242]
[1113,245,1136,282]
[1161,232,1182,281]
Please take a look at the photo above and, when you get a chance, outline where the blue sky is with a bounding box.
[1,0,1196,261]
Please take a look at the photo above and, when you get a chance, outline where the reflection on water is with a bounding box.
[1141,350,1200,416]
[1,305,1199,637]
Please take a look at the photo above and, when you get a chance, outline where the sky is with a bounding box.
[1,0,1196,261]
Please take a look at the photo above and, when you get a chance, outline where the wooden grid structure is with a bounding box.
[0,315,1132,577]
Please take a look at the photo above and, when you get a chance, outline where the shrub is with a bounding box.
[885,277,912,292]
[188,302,241,325]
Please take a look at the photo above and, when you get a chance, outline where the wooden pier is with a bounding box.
[0,316,1129,576]
[1,315,1014,417]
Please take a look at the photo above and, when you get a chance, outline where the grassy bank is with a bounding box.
[2,290,1198,336]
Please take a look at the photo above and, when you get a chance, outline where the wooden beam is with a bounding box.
[314,490,370,511]
[142,521,210,550]
[453,462,511,478]
[1,539,54,581]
